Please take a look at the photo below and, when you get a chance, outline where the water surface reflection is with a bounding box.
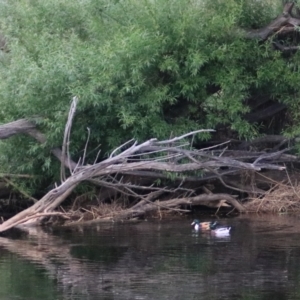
[1,215,300,299]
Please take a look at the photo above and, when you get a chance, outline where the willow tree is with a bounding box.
[0,0,298,195]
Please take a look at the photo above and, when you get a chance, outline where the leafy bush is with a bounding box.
[0,0,296,192]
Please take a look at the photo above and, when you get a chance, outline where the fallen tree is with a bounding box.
[0,97,296,232]
[0,132,288,232]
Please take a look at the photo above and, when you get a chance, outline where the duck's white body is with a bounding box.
[211,227,231,237]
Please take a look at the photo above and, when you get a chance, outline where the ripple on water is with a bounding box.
[1,216,300,299]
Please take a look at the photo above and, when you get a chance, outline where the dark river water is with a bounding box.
[1,214,300,299]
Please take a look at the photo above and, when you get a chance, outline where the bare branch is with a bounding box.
[109,139,135,158]
[82,127,91,167]
[157,129,214,145]
[0,119,36,138]
[61,96,78,182]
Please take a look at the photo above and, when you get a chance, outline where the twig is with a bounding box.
[0,173,34,178]
[109,139,135,158]
[200,140,231,151]
[157,129,215,145]
[93,147,102,165]
[285,165,300,200]
[82,127,91,166]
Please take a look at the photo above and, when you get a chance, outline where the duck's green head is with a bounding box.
[209,221,218,230]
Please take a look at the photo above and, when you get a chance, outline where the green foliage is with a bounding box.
[0,0,298,193]
[237,0,282,29]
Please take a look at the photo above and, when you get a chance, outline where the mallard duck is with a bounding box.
[209,221,231,236]
[199,221,211,231]
[191,220,231,236]
[191,219,211,231]
[191,219,201,231]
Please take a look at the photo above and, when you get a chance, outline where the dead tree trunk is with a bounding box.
[0,122,290,232]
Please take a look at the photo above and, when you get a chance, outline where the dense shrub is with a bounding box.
[0,0,298,191]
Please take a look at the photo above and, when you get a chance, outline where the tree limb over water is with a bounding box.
[0,97,294,232]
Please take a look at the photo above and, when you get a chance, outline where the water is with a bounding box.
[1,214,300,299]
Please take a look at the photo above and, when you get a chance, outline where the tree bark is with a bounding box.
[246,3,296,41]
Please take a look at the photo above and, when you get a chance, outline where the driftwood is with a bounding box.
[106,193,245,222]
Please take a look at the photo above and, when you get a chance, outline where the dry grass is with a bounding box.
[244,182,300,213]
[62,201,125,223]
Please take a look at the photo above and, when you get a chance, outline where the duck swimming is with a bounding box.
[198,221,211,231]
[209,221,231,236]
[191,220,231,236]
[191,219,211,231]
[191,219,201,231]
